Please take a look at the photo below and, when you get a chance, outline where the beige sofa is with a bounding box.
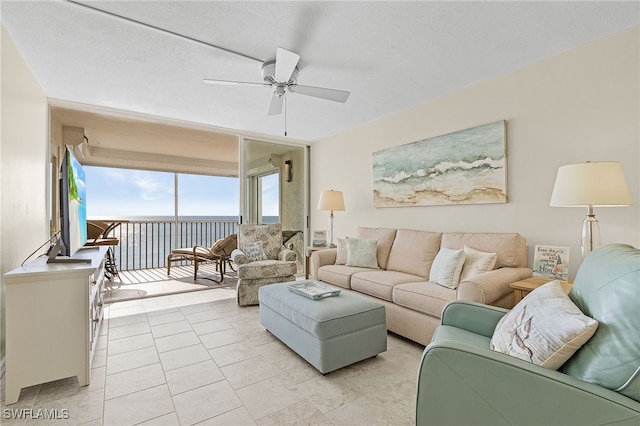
[310,227,532,345]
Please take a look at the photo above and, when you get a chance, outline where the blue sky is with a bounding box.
[85,166,279,218]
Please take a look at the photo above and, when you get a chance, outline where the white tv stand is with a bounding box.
[3,246,109,405]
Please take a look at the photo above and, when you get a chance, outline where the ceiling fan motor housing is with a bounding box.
[262,60,298,85]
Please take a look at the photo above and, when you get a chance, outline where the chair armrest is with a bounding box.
[231,248,248,265]
[417,341,640,425]
[457,266,532,305]
[278,247,296,262]
[440,301,508,338]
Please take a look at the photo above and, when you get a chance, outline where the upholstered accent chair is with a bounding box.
[232,223,297,306]
[415,243,640,425]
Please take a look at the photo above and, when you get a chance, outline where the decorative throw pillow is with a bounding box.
[429,247,466,288]
[335,237,347,265]
[490,281,598,370]
[243,241,267,262]
[345,237,379,269]
[459,245,497,281]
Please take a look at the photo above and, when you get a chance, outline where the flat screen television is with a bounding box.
[48,147,90,263]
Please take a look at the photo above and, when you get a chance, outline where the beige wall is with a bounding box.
[0,25,49,366]
[311,26,640,280]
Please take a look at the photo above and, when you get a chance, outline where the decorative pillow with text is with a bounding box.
[243,241,267,262]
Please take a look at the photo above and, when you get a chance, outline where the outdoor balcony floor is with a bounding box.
[106,263,238,304]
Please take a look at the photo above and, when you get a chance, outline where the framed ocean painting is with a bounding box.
[372,120,507,207]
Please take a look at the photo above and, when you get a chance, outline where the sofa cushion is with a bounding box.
[441,233,527,268]
[351,270,424,302]
[346,237,380,269]
[356,227,397,270]
[393,281,457,318]
[490,281,598,370]
[317,265,375,289]
[561,244,640,401]
[460,245,497,281]
[429,247,466,289]
[386,229,442,278]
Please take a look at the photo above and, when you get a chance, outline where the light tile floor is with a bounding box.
[1,288,425,425]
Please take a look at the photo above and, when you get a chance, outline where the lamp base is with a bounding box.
[327,213,335,247]
[581,214,601,258]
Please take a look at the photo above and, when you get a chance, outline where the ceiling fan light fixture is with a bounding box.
[261,60,298,85]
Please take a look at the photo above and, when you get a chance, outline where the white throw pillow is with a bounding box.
[429,247,466,288]
[335,237,347,265]
[459,245,498,281]
[490,281,598,370]
[345,237,379,269]
[243,241,267,262]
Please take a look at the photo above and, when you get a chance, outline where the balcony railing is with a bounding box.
[104,219,238,271]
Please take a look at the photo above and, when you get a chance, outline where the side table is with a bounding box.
[305,246,329,279]
[510,276,573,304]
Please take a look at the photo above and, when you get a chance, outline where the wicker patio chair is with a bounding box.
[167,233,237,283]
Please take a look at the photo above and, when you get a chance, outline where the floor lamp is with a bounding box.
[317,190,345,248]
[550,161,632,258]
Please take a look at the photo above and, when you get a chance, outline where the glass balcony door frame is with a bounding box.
[239,136,310,245]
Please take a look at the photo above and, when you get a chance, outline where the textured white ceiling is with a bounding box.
[2,1,639,142]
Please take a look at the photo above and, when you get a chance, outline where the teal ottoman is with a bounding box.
[259,282,387,374]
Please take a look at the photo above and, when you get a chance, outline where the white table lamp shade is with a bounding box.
[317,190,346,212]
[550,162,632,207]
[550,161,632,258]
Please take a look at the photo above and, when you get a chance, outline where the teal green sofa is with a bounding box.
[416,244,640,425]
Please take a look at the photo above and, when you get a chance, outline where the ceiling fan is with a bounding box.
[203,47,350,116]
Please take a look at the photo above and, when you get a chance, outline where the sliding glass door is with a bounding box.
[257,172,280,224]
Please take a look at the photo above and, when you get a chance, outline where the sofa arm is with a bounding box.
[457,266,532,305]
[310,248,337,280]
[441,301,508,338]
[278,246,296,262]
[231,248,248,265]
[417,341,640,426]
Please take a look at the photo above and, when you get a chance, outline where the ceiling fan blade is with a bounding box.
[203,78,267,87]
[275,47,300,82]
[288,84,350,103]
[268,92,284,115]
